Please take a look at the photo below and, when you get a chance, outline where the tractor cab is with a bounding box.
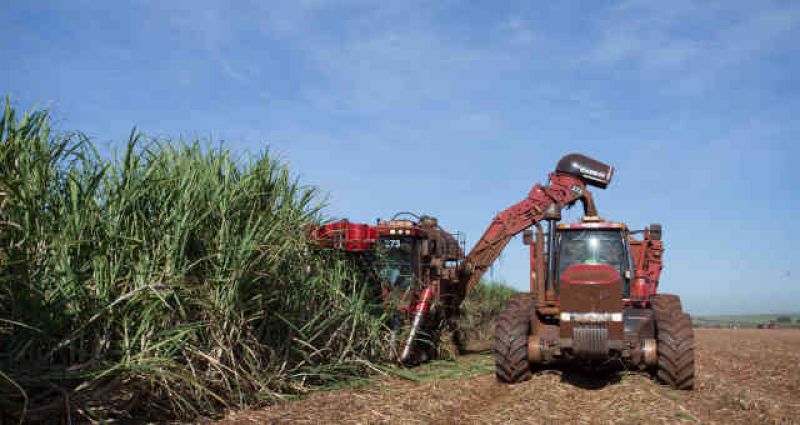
[555,221,631,299]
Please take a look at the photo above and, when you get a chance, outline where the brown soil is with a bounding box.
[204,330,800,424]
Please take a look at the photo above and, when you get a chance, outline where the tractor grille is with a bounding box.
[573,325,609,360]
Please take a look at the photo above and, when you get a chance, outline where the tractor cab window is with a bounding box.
[557,229,626,280]
[378,236,416,289]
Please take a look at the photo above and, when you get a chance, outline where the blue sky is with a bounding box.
[2,0,798,315]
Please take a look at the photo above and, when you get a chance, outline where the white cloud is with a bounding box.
[137,0,800,141]
[586,1,800,93]
[219,58,246,82]
[500,16,539,45]
[141,0,253,82]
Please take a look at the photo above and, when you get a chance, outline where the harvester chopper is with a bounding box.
[311,153,694,390]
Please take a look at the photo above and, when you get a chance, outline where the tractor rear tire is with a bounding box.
[654,311,695,390]
[507,293,533,312]
[507,295,534,327]
[495,309,531,383]
[650,293,683,318]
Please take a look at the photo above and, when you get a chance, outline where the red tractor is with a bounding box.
[461,154,695,390]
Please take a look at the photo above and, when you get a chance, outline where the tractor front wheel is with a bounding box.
[494,309,531,383]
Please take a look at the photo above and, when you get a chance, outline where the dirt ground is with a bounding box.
[206,330,800,424]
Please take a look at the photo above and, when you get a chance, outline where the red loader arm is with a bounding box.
[458,172,597,303]
[453,153,617,306]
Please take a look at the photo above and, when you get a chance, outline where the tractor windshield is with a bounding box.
[557,229,626,279]
[378,236,415,289]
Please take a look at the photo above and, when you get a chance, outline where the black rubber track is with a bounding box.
[494,309,531,383]
[655,311,695,390]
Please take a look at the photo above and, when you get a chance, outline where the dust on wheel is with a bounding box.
[494,309,531,383]
[654,311,695,390]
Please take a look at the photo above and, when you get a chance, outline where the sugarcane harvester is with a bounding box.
[310,213,465,363]
[455,153,694,390]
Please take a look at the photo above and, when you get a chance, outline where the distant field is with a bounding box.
[693,314,800,325]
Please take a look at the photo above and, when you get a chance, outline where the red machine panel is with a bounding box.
[311,220,377,251]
